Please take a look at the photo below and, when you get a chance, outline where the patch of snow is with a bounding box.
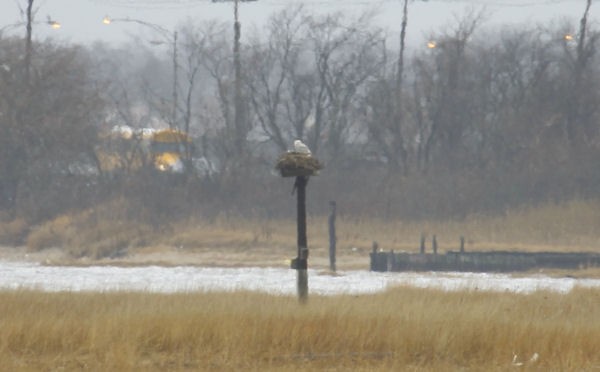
[1,261,599,295]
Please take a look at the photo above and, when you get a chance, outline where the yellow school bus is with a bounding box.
[96,127,192,174]
[150,128,192,173]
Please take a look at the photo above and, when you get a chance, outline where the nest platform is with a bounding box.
[275,152,323,177]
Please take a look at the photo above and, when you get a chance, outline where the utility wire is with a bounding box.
[89,0,585,5]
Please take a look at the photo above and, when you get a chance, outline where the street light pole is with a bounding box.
[171,31,179,130]
[25,0,34,84]
[103,16,178,129]
[216,0,244,156]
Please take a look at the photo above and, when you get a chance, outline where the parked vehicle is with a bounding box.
[95,126,193,174]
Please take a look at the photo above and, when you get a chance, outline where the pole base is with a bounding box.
[290,258,307,270]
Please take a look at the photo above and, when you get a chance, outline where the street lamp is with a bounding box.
[102,16,179,129]
[47,17,61,30]
[0,18,61,35]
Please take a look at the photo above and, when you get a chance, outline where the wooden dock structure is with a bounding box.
[370,248,600,272]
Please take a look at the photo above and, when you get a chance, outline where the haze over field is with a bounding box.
[2,0,600,258]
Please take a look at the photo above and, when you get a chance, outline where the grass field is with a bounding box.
[152,199,600,271]
[1,287,599,371]
[5,198,599,272]
[2,199,600,370]
[168,199,600,254]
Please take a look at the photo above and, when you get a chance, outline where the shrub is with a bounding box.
[65,220,153,259]
[26,204,156,259]
[26,215,72,252]
[0,218,29,246]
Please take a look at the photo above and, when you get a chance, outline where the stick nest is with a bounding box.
[275,152,323,177]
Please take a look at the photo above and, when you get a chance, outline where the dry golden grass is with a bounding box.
[164,199,600,262]
[0,287,598,371]
[14,198,600,269]
[326,199,600,253]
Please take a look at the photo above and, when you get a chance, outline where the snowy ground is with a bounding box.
[1,261,600,295]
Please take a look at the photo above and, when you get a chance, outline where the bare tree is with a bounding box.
[185,20,255,172]
[561,0,599,144]
[307,12,386,164]
[411,11,485,171]
[0,39,104,219]
[244,6,310,153]
[244,9,386,168]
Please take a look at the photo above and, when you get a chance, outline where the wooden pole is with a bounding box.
[370,241,379,271]
[171,31,178,130]
[25,0,34,85]
[233,0,244,154]
[295,176,309,303]
[328,200,336,272]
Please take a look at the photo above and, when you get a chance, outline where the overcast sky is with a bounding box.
[1,0,598,50]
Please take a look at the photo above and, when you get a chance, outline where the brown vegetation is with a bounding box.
[0,217,28,246]
[3,199,596,267]
[0,287,598,371]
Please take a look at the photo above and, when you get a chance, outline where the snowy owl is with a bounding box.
[294,140,311,155]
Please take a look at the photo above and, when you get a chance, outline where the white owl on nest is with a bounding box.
[293,140,311,155]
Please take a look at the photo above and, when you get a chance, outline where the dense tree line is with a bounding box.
[1,3,599,226]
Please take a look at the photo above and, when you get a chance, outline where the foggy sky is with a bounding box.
[1,0,597,50]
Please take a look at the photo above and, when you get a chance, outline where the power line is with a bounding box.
[88,0,209,10]
[88,0,588,5]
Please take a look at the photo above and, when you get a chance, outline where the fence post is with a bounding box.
[460,236,465,253]
[432,235,438,255]
[328,201,337,272]
[420,233,426,254]
[370,241,379,271]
